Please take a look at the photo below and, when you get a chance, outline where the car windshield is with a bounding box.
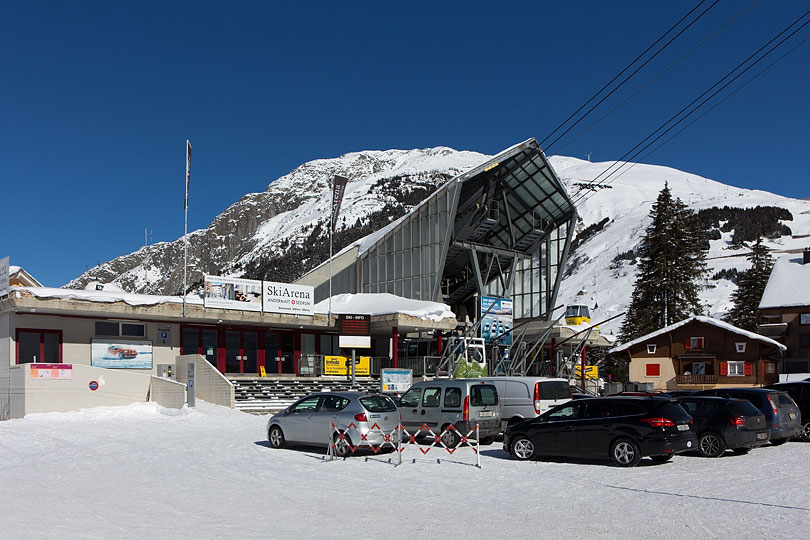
[727,401,760,416]
[470,385,498,407]
[537,381,571,400]
[359,396,397,412]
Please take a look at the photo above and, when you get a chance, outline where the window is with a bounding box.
[359,396,397,412]
[800,313,810,325]
[320,396,350,412]
[646,344,656,354]
[584,401,615,418]
[470,385,498,407]
[95,321,145,338]
[16,329,62,364]
[689,337,704,350]
[399,388,421,408]
[546,403,581,421]
[444,387,461,408]
[645,363,661,377]
[422,388,441,408]
[735,342,746,353]
[728,361,745,376]
[800,334,810,348]
[290,396,320,413]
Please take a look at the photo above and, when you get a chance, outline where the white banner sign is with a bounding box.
[204,275,263,312]
[0,257,8,297]
[263,281,315,316]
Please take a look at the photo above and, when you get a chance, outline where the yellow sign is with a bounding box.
[259,365,267,377]
[574,365,599,380]
[324,355,370,376]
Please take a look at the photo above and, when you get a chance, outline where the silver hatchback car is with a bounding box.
[267,392,400,457]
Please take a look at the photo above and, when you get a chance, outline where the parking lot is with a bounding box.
[0,402,807,539]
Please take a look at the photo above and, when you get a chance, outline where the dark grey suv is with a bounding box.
[694,388,801,445]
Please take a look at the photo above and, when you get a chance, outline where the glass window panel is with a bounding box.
[422,276,431,299]
[362,259,369,284]
[403,222,411,250]
[181,328,199,356]
[395,252,402,279]
[95,321,119,336]
[121,323,145,337]
[403,278,412,297]
[18,331,41,364]
[301,334,316,355]
[387,253,394,280]
[394,279,402,296]
[202,329,217,365]
[43,332,60,363]
[413,247,421,274]
[395,229,402,251]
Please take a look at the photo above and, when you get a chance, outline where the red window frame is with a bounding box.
[15,328,63,364]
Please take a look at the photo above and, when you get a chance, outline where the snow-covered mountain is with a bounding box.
[66,147,810,336]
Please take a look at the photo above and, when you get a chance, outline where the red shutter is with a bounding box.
[744,362,753,376]
[646,363,660,377]
[720,362,728,376]
[685,339,691,350]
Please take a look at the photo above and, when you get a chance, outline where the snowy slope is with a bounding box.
[550,156,810,336]
[64,147,810,337]
[0,402,807,539]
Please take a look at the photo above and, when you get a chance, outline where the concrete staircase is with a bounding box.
[230,377,381,414]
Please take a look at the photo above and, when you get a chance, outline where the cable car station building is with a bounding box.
[1,138,581,419]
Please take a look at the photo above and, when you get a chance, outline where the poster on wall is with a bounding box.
[263,281,315,316]
[30,364,73,379]
[380,368,412,393]
[91,340,153,369]
[323,355,370,376]
[204,275,263,312]
[481,295,513,346]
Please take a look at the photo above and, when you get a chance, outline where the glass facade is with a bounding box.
[360,184,457,301]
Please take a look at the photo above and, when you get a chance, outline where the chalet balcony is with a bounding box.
[676,374,718,386]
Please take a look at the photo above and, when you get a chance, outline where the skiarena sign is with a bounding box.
[262,281,315,316]
[203,275,314,316]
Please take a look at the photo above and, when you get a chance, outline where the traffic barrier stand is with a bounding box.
[327,422,481,468]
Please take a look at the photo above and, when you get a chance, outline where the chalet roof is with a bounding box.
[609,316,786,355]
[759,254,810,310]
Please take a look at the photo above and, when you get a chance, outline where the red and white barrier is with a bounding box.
[326,421,481,468]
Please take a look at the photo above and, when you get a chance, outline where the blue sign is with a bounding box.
[481,296,513,346]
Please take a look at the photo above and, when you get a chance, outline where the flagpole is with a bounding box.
[183,139,191,317]
[328,176,333,323]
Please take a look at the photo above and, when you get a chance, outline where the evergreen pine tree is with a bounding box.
[619,183,708,342]
[724,235,773,331]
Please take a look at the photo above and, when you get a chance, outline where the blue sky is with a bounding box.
[2,1,808,287]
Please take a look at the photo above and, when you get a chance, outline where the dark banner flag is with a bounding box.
[331,175,348,232]
[185,139,192,210]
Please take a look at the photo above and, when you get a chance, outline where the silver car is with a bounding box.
[267,392,400,457]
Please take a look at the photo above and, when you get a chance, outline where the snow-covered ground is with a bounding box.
[1,402,807,539]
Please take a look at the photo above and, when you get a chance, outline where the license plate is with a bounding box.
[757,432,768,440]
[479,411,494,417]
[789,413,797,420]
[677,424,690,431]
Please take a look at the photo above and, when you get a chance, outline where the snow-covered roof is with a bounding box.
[8,266,43,288]
[12,286,202,307]
[314,293,455,322]
[758,254,810,309]
[10,286,456,323]
[609,316,786,354]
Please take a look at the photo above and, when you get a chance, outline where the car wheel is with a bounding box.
[698,432,726,457]
[770,437,788,446]
[479,436,495,446]
[610,438,641,467]
[333,432,354,458]
[268,425,285,449]
[650,454,673,463]
[732,447,751,455]
[510,435,535,461]
[800,422,810,442]
[440,426,460,448]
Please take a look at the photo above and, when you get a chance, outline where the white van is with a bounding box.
[479,377,572,431]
